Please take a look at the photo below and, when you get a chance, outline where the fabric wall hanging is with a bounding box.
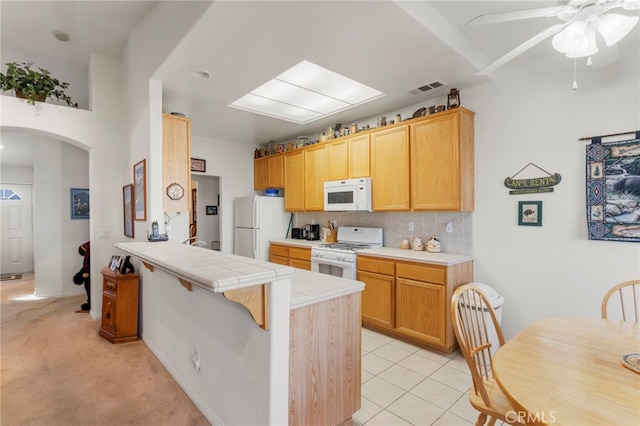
[585,131,640,242]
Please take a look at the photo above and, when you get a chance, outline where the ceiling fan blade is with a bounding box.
[477,23,568,76]
[465,6,564,26]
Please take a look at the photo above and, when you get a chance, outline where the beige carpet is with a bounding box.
[1,275,210,425]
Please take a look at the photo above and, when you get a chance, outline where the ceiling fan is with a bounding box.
[468,0,640,76]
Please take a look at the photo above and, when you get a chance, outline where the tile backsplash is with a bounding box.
[295,211,472,255]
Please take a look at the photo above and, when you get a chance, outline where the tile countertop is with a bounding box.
[114,242,364,309]
[269,239,473,266]
[290,268,364,310]
[269,239,321,248]
[115,242,296,292]
[361,247,473,266]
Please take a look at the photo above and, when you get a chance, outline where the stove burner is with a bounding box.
[318,242,373,251]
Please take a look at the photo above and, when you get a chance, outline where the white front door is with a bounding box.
[1,184,34,274]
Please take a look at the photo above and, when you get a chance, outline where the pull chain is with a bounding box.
[573,57,578,90]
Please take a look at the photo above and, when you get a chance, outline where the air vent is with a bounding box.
[408,80,448,95]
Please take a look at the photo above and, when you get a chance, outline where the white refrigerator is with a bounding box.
[233,195,291,261]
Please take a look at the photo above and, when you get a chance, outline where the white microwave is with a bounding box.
[324,178,372,212]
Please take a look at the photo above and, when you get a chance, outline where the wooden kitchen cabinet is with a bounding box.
[289,247,311,270]
[269,243,311,271]
[370,125,410,211]
[357,256,395,330]
[269,243,290,266]
[410,108,474,211]
[162,113,191,214]
[254,154,284,190]
[99,267,140,344]
[284,150,305,211]
[358,255,473,353]
[348,134,370,178]
[395,261,447,347]
[303,144,327,211]
[327,139,349,181]
[327,134,371,181]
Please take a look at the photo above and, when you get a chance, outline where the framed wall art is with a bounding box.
[123,184,134,238]
[133,159,146,221]
[518,201,542,226]
[191,158,206,173]
[70,188,89,219]
[586,131,640,242]
[206,205,218,215]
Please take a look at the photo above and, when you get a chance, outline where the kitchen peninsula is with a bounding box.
[114,242,363,426]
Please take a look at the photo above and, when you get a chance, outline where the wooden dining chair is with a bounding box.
[451,284,520,426]
[601,280,640,322]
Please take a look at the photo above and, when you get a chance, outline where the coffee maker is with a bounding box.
[305,224,320,241]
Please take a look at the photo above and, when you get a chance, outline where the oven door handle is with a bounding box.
[311,256,354,268]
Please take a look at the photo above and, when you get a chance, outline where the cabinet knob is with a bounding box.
[105,312,111,320]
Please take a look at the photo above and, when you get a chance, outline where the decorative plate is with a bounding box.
[412,107,426,118]
[621,352,640,374]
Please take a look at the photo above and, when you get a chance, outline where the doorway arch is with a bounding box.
[1,128,90,299]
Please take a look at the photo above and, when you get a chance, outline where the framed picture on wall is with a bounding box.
[518,201,542,226]
[191,158,206,173]
[133,159,146,221]
[70,188,89,219]
[123,184,134,238]
[206,205,217,215]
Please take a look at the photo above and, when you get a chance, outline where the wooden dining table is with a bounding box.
[492,317,640,425]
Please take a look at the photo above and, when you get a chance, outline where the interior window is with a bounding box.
[0,189,22,201]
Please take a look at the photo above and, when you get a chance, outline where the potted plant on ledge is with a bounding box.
[0,61,78,108]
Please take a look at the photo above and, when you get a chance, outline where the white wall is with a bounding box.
[0,45,89,110]
[190,135,260,253]
[1,53,127,319]
[124,1,212,243]
[464,52,640,338]
[33,137,90,297]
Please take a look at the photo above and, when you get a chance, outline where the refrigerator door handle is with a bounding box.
[252,196,258,228]
[253,230,258,259]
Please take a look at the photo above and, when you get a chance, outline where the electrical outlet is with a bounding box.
[446,222,453,233]
[408,221,415,232]
[192,350,200,372]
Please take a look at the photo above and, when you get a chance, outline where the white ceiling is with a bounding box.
[1,0,639,166]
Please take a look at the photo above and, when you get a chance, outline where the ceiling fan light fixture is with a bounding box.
[565,29,599,58]
[552,21,587,53]
[597,14,639,46]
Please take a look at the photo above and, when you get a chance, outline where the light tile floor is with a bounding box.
[353,328,482,426]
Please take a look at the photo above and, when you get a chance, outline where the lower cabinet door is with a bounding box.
[101,294,116,333]
[290,259,311,270]
[395,278,446,347]
[269,255,289,266]
[357,270,394,329]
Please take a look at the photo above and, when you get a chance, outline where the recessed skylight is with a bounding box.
[230,60,383,124]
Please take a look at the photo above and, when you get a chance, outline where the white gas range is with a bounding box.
[311,226,383,280]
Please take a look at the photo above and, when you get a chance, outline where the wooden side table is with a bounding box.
[99,267,140,344]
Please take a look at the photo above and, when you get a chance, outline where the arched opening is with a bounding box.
[0,128,90,302]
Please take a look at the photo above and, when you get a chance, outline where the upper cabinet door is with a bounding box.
[327,139,349,181]
[162,113,191,214]
[254,157,269,190]
[410,109,474,211]
[267,154,284,188]
[304,144,327,211]
[284,150,305,212]
[371,125,410,211]
[349,134,370,178]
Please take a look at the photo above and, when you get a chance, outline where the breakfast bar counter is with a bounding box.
[114,242,364,426]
